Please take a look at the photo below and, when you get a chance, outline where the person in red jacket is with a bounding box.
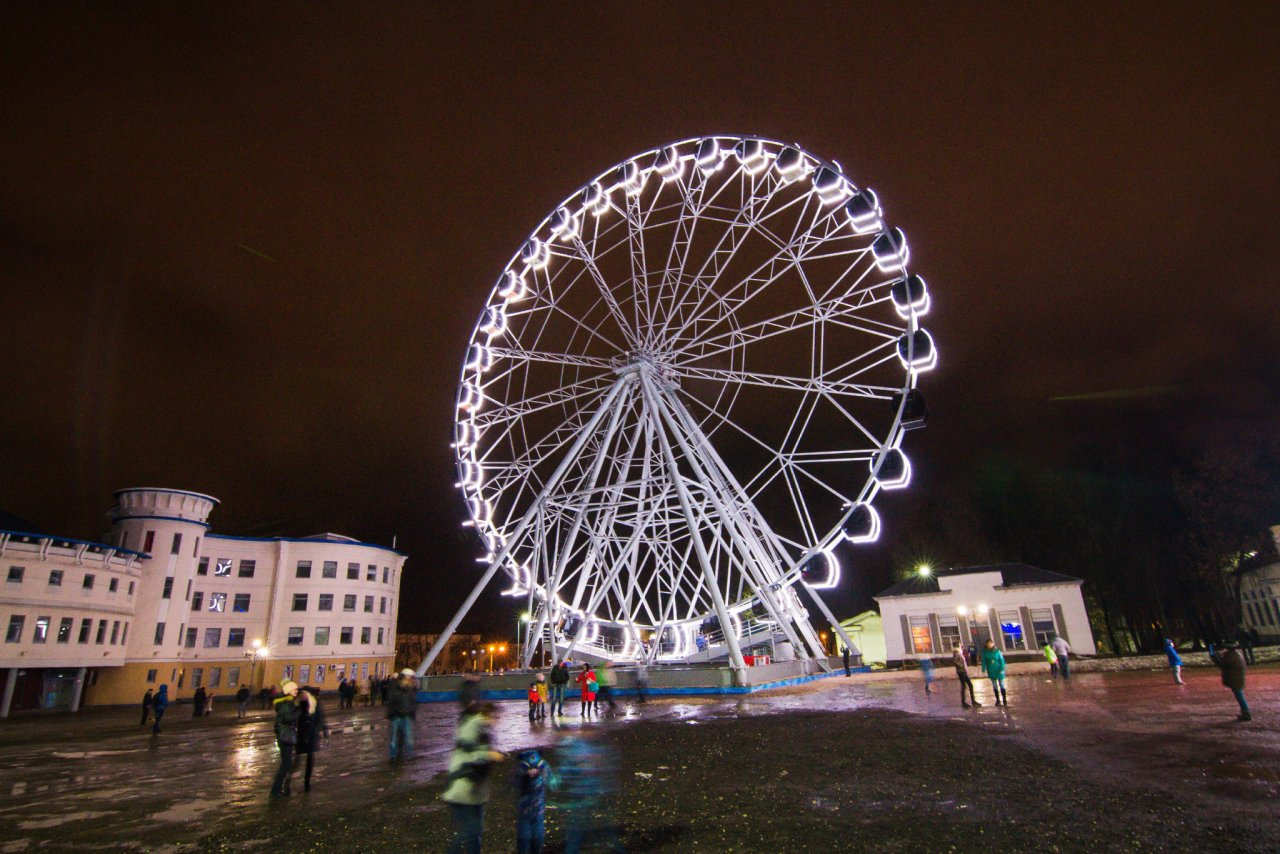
[575,664,597,718]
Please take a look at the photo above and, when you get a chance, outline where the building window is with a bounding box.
[322,561,338,579]
[938,615,961,651]
[360,626,371,644]
[228,666,240,685]
[998,610,1026,650]
[191,591,203,611]
[121,622,129,644]
[1030,608,1056,647]
[185,627,197,648]
[48,569,63,587]
[194,537,200,556]
[282,664,294,682]
[367,564,376,581]
[347,562,360,580]
[214,558,232,577]
[228,628,246,647]
[209,667,222,688]
[162,577,173,599]
[110,621,120,644]
[109,578,119,593]
[377,627,384,644]
[296,560,312,579]
[78,619,91,643]
[315,626,331,645]
[83,574,95,590]
[128,581,135,596]
[364,595,374,613]
[95,620,107,644]
[233,593,251,613]
[197,557,209,576]
[207,592,227,613]
[314,664,325,683]
[154,622,166,645]
[340,627,353,644]
[380,596,387,614]
[57,617,72,643]
[292,593,309,612]
[171,533,183,555]
[191,668,203,689]
[909,616,933,654]
[343,594,356,612]
[143,530,155,552]
[318,594,334,611]
[203,628,221,648]
[299,664,311,684]
[238,560,256,578]
[6,615,27,642]
[383,567,389,584]
[288,627,304,646]
[146,669,157,684]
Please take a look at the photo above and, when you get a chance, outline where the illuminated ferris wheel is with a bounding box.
[420,135,935,673]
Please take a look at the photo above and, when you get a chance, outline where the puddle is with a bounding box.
[148,798,221,823]
[17,810,116,829]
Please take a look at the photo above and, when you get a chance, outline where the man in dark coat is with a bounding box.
[192,686,207,718]
[140,689,154,726]
[387,669,419,761]
[294,687,329,791]
[549,661,571,716]
[1210,641,1251,721]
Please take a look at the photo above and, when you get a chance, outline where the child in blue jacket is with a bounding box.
[513,748,555,854]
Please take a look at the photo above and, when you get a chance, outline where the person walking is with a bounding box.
[576,663,597,718]
[1051,634,1072,679]
[952,648,980,708]
[140,688,154,726]
[151,684,169,733]
[981,639,1008,706]
[1209,641,1251,721]
[192,686,207,719]
[920,657,936,695]
[557,729,624,854]
[1163,638,1185,685]
[367,676,378,706]
[270,681,300,798]
[635,660,649,703]
[387,668,418,762]
[442,702,504,854]
[596,661,618,714]
[236,684,251,718]
[842,645,852,677]
[512,747,554,854]
[293,687,329,792]
[1043,642,1059,678]
[549,661,570,716]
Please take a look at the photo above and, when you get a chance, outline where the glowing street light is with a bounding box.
[244,638,268,689]
[917,564,932,577]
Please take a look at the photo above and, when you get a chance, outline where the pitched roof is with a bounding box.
[875,563,1082,598]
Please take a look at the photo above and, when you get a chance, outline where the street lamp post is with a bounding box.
[244,638,267,689]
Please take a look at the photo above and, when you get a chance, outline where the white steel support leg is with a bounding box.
[802,584,861,659]
[640,371,748,677]
[416,378,628,677]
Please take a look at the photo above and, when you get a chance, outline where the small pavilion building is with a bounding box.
[874,563,1096,665]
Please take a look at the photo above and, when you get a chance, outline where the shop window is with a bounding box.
[238,560,255,578]
[228,628,245,647]
[999,610,1026,650]
[315,664,326,683]
[282,665,294,681]
[6,615,25,642]
[909,616,932,654]
[288,627,304,646]
[322,561,338,579]
[1031,609,1056,647]
[300,664,311,684]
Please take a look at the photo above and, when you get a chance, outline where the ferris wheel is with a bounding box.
[419,135,935,675]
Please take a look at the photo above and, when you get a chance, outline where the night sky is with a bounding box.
[2,5,1278,634]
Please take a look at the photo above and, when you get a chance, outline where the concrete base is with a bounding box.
[418,657,866,702]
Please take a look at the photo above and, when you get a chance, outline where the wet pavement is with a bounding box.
[0,664,1276,850]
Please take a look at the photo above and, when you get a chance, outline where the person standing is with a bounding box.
[442,702,504,854]
[1235,625,1256,665]
[1043,642,1059,678]
[387,668,418,762]
[535,673,548,720]
[576,664,597,718]
[367,675,378,706]
[1163,638,1185,685]
[1209,641,1251,721]
[294,688,329,792]
[952,648,979,708]
[512,747,554,854]
[842,645,852,677]
[549,661,570,716]
[458,673,480,712]
[192,686,207,719]
[236,684,251,718]
[1051,634,1072,680]
[270,681,300,798]
[140,688,154,726]
[981,639,1008,706]
[635,660,649,703]
[151,684,169,733]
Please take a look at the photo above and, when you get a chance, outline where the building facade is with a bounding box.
[1,488,406,715]
[395,632,482,674]
[874,563,1096,665]
[834,610,887,666]
[1240,525,1280,644]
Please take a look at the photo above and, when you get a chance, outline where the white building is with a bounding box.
[2,487,406,715]
[834,610,886,666]
[1240,525,1280,644]
[874,563,1096,664]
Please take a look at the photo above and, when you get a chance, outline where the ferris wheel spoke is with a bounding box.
[468,374,613,430]
[485,346,617,372]
[669,365,897,400]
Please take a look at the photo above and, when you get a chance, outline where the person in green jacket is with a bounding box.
[442,702,505,853]
[981,639,1009,706]
[1043,642,1059,678]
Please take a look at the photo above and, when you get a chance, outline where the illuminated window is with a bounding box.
[6,615,27,642]
[999,610,1026,650]
[203,628,221,648]
[207,592,227,613]
[214,559,232,577]
[1031,609,1056,646]
[938,615,961,651]
[322,561,338,579]
[228,628,245,647]
[909,616,932,654]
[300,664,311,684]
[315,626,331,645]
[287,627,304,646]
[57,617,72,643]
[315,664,326,683]
[238,560,255,578]
[282,665,294,681]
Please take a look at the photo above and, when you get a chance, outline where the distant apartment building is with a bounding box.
[396,632,482,674]
[1,487,405,715]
